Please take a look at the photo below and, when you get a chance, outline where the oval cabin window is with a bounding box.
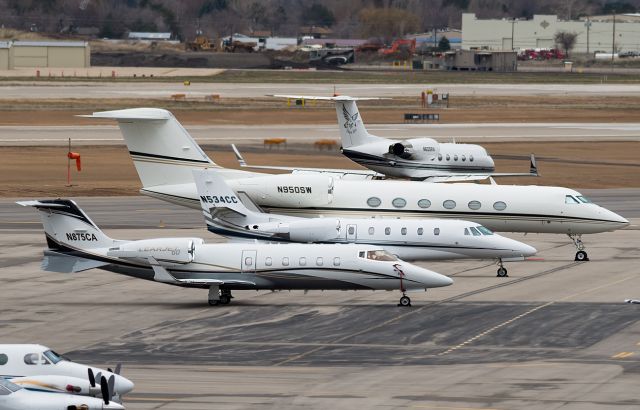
[392,198,406,208]
[443,200,456,209]
[468,200,481,210]
[417,199,431,208]
[493,201,507,211]
[367,197,381,207]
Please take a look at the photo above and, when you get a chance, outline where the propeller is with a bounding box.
[114,363,122,375]
[100,376,110,405]
[88,368,95,388]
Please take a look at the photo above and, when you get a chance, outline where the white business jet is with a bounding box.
[0,344,133,401]
[0,378,123,410]
[194,169,536,276]
[81,108,629,261]
[268,94,538,182]
[19,199,452,307]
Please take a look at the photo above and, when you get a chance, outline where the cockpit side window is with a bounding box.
[477,226,494,235]
[366,250,398,261]
[470,227,481,236]
[576,195,592,203]
[565,195,580,204]
[464,228,469,236]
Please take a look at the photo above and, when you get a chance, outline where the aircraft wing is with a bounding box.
[231,144,383,179]
[149,258,256,287]
[423,154,539,183]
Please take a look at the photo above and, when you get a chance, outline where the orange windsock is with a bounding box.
[67,152,81,171]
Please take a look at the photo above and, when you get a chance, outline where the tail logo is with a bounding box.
[342,105,359,135]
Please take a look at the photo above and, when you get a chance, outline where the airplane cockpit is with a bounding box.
[21,349,64,366]
[358,249,398,261]
[464,225,494,236]
[0,378,22,395]
[565,194,592,204]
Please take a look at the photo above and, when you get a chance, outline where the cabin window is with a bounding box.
[418,199,431,208]
[333,257,341,266]
[576,195,592,203]
[470,227,482,236]
[282,257,289,266]
[24,353,40,365]
[417,227,424,235]
[493,201,507,211]
[434,227,440,235]
[565,195,580,204]
[244,257,253,266]
[385,227,391,235]
[401,227,407,235]
[265,257,272,266]
[0,354,7,365]
[477,226,494,235]
[438,154,442,161]
[392,198,406,208]
[367,197,381,207]
[462,155,466,161]
[316,257,323,266]
[468,200,481,210]
[443,200,456,209]
[446,154,450,161]
[470,155,474,162]
[348,226,355,235]
[464,228,469,235]
[454,155,458,161]
[359,251,365,258]
[368,227,375,235]
[299,257,307,266]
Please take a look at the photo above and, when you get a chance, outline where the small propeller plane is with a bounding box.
[194,168,536,276]
[19,199,453,307]
[0,344,133,403]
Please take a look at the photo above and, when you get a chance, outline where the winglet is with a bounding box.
[530,154,539,176]
[231,144,247,167]
[148,257,178,284]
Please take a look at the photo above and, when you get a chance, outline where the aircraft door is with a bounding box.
[241,250,257,274]
[346,224,357,241]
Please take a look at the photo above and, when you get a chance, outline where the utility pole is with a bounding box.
[511,18,515,51]
[585,17,591,54]
[433,27,437,49]
[612,12,617,66]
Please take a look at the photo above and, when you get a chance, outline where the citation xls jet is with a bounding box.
[269,94,538,182]
[194,169,536,276]
[0,344,133,403]
[81,108,629,261]
[19,199,452,307]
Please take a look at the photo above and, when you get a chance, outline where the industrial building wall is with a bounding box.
[12,45,48,67]
[47,47,88,67]
[462,13,640,53]
[11,43,89,68]
[0,48,9,70]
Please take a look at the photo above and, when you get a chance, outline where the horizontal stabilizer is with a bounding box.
[78,108,172,121]
[42,252,109,273]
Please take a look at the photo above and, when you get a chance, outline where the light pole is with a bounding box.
[584,17,591,54]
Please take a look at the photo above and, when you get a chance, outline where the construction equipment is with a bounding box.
[223,40,257,53]
[186,30,213,51]
[379,38,416,56]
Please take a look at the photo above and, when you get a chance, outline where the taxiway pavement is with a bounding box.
[1,195,639,409]
[2,123,640,146]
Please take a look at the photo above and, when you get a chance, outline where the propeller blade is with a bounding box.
[100,376,110,405]
[88,368,95,388]
[107,367,113,372]
[108,375,115,400]
[114,363,122,375]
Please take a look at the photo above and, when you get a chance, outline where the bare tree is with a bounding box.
[554,30,577,57]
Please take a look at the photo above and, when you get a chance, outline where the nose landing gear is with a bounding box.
[496,258,508,277]
[568,234,589,261]
[394,263,412,307]
[398,295,411,307]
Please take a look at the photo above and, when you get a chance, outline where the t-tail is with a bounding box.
[269,95,383,148]
[17,199,116,272]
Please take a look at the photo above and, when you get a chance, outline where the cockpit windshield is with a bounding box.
[363,250,398,261]
[43,350,63,364]
[0,378,22,393]
[476,226,494,235]
[576,195,592,203]
[566,195,593,204]
[465,226,494,236]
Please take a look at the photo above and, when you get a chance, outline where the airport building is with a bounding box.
[0,40,90,69]
[462,13,640,53]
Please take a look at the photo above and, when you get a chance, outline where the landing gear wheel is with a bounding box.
[208,299,219,306]
[219,295,231,305]
[398,295,411,307]
[496,267,508,277]
[575,250,589,261]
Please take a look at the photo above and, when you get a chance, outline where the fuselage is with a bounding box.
[143,178,629,235]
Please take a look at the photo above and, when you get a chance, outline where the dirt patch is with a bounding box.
[1,141,638,198]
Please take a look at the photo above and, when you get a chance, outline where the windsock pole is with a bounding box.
[67,138,71,186]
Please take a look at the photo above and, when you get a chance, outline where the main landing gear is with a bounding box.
[496,258,508,277]
[208,285,233,306]
[568,234,589,261]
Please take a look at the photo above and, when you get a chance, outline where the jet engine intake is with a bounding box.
[249,219,340,242]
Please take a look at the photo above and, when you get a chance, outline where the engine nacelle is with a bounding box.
[107,238,203,264]
[389,138,439,160]
[230,174,334,207]
[12,375,94,396]
[248,219,340,242]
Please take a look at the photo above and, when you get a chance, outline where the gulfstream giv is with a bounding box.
[82,108,629,262]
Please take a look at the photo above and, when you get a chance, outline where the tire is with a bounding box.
[575,251,589,261]
[208,299,219,306]
[398,296,411,307]
[219,295,231,305]
[497,267,508,277]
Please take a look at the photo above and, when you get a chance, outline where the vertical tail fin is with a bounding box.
[80,108,216,188]
[17,199,115,250]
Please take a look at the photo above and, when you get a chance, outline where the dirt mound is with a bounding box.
[91,51,274,69]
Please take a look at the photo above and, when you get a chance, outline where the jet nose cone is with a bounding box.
[116,375,135,394]
[419,268,453,288]
[519,243,537,257]
[106,403,126,410]
[601,207,630,228]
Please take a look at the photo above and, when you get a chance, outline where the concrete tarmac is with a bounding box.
[4,81,640,99]
[2,122,640,146]
[1,195,639,409]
